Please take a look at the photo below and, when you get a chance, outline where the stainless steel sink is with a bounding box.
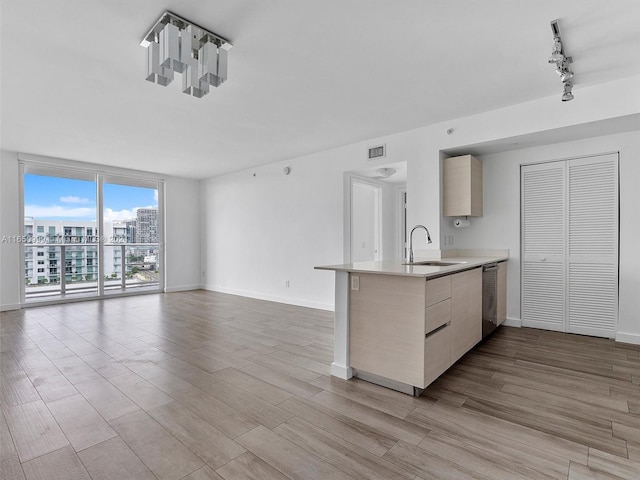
[402,260,466,266]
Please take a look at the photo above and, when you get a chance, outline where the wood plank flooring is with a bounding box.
[2,290,640,479]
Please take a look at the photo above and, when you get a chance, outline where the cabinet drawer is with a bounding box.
[425,298,451,335]
[424,323,451,388]
[426,275,451,306]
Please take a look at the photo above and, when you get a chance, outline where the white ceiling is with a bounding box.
[2,0,639,179]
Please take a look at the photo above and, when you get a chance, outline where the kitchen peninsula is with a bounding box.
[316,251,508,395]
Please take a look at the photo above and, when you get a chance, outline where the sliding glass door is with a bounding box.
[21,164,164,304]
[23,171,99,300]
[103,177,161,295]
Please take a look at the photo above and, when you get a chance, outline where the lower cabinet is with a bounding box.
[349,267,483,391]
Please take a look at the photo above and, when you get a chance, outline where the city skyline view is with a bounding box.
[24,174,157,222]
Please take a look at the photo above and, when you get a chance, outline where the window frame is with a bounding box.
[19,155,165,306]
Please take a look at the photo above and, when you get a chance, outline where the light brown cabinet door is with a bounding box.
[442,155,483,217]
[450,268,482,363]
[349,273,426,387]
[424,324,451,387]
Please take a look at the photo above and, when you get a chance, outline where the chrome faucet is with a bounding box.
[408,225,432,263]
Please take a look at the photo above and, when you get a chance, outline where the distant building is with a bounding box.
[136,208,158,244]
[24,218,102,285]
[125,219,137,243]
[24,213,159,286]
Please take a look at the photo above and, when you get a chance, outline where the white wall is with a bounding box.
[0,151,201,309]
[440,131,640,343]
[200,155,345,310]
[164,177,201,292]
[0,151,21,310]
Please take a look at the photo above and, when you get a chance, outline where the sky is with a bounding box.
[24,174,158,222]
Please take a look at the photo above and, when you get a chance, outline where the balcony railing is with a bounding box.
[104,243,160,293]
[25,243,160,301]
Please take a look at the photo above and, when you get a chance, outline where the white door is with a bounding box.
[521,161,566,332]
[521,153,618,338]
[351,181,381,262]
[566,156,619,336]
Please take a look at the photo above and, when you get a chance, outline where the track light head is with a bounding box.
[548,20,575,102]
[561,81,574,102]
[548,39,563,63]
[548,53,564,64]
[560,70,574,82]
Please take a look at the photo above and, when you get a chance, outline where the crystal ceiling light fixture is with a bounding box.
[140,11,233,98]
[548,19,574,101]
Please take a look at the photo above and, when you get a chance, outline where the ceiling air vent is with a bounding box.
[368,144,386,160]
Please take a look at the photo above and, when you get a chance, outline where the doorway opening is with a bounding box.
[343,161,407,263]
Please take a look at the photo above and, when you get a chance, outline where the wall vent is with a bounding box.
[368,144,386,160]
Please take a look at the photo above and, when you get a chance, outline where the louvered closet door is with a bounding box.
[521,162,566,331]
[521,154,619,338]
[567,154,618,337]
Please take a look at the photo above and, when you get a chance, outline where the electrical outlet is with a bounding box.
[351,275,360,291]
[285,280,290,288]
[202,271,206,278]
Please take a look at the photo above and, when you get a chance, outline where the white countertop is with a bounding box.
[315,255,508,279]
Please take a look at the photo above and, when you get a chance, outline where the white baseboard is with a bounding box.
[615,331,640,346]
[0,303,21,312]
[331,362,353,379]
[502,317,521,328]
[202,284,335,311]
[503,319,639,344]
[165,284,201,293]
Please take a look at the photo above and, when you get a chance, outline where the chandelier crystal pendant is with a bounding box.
[145,41,173,86]
[141,11,232,98]
[548,20,574,102]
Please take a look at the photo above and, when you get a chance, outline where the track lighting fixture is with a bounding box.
[140,11,233,98]
[548,19,574,102]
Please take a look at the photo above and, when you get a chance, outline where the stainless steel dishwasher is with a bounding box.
[482,263,499,338]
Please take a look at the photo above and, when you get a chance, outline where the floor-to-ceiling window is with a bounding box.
[21,163,164,304]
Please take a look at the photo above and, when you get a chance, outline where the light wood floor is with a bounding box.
[1,290,639,480]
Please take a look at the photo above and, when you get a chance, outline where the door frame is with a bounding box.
[397,186,407,261]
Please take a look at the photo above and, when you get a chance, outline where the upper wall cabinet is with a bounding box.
[442,154,483,217]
